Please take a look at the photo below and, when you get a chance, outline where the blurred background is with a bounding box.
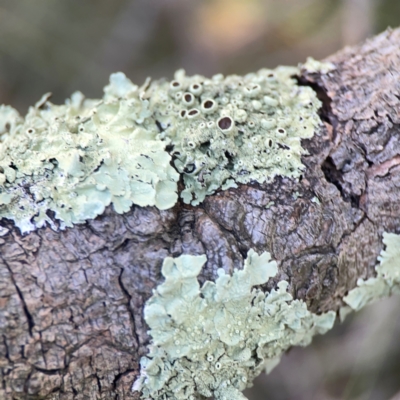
[0,0,399,399]
[1,0,400,113]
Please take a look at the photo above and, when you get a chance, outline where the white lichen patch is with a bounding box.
[344,232,400,312]
[0,66,322,232]
[134,250,336,400]
[149,67,322,205]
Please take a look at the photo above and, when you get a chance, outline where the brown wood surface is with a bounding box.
[1,28,400,399]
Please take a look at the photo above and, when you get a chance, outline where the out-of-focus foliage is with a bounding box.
[0,1,399,399]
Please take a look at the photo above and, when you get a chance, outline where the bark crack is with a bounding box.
[118,267,141,349]
[0,256,35,337]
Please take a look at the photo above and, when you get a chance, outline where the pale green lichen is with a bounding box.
[301,57,336,74]
[150,67,321,205]
[0,74,179,232]
[134,250,335,400]
[0,66,322,232]
[343,232,400,312]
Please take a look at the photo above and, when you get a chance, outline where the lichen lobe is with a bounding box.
[135,250,335,400]
[344,232,400,312]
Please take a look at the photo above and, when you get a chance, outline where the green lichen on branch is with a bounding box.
[133,250,335,400]
[0,76,179,232]
[0,64,322,232]
[343,232,400,312]
[150,67,321,205]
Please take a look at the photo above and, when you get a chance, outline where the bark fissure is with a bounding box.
[118,267,141,351]
[33,365,67,376]
[1,255,35,337]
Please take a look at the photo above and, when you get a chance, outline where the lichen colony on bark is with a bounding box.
[0,28,400,400]
[0,64,323,232]
[135,250,336,400]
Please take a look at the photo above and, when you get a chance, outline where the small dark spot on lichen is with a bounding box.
[184,163,196,174]
[277,143,289,150]
[218,117,232,130]
[184,93,193,103]
[155,120,164,132]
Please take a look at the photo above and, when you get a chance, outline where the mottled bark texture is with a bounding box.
[1,28,400,399]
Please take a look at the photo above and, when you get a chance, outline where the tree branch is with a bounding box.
[1,28,400,399]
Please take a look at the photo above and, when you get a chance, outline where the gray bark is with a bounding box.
[1,28,400,399]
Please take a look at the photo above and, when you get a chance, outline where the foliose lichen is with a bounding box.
[0,74,179,232]
[0,66,322,232]
[133,250,336,400]
[150,67,322,205]
[343,232,400,312]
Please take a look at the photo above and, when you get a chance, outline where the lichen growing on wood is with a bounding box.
[301,57,335,74]
[0,66,322,232]
[343,232,400,312]
[0,76,179,232]
[133,250,336,400]
[149,67,322,205]
[134,232,400,400]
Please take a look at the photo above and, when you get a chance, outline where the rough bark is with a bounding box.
[1,28,400,400]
